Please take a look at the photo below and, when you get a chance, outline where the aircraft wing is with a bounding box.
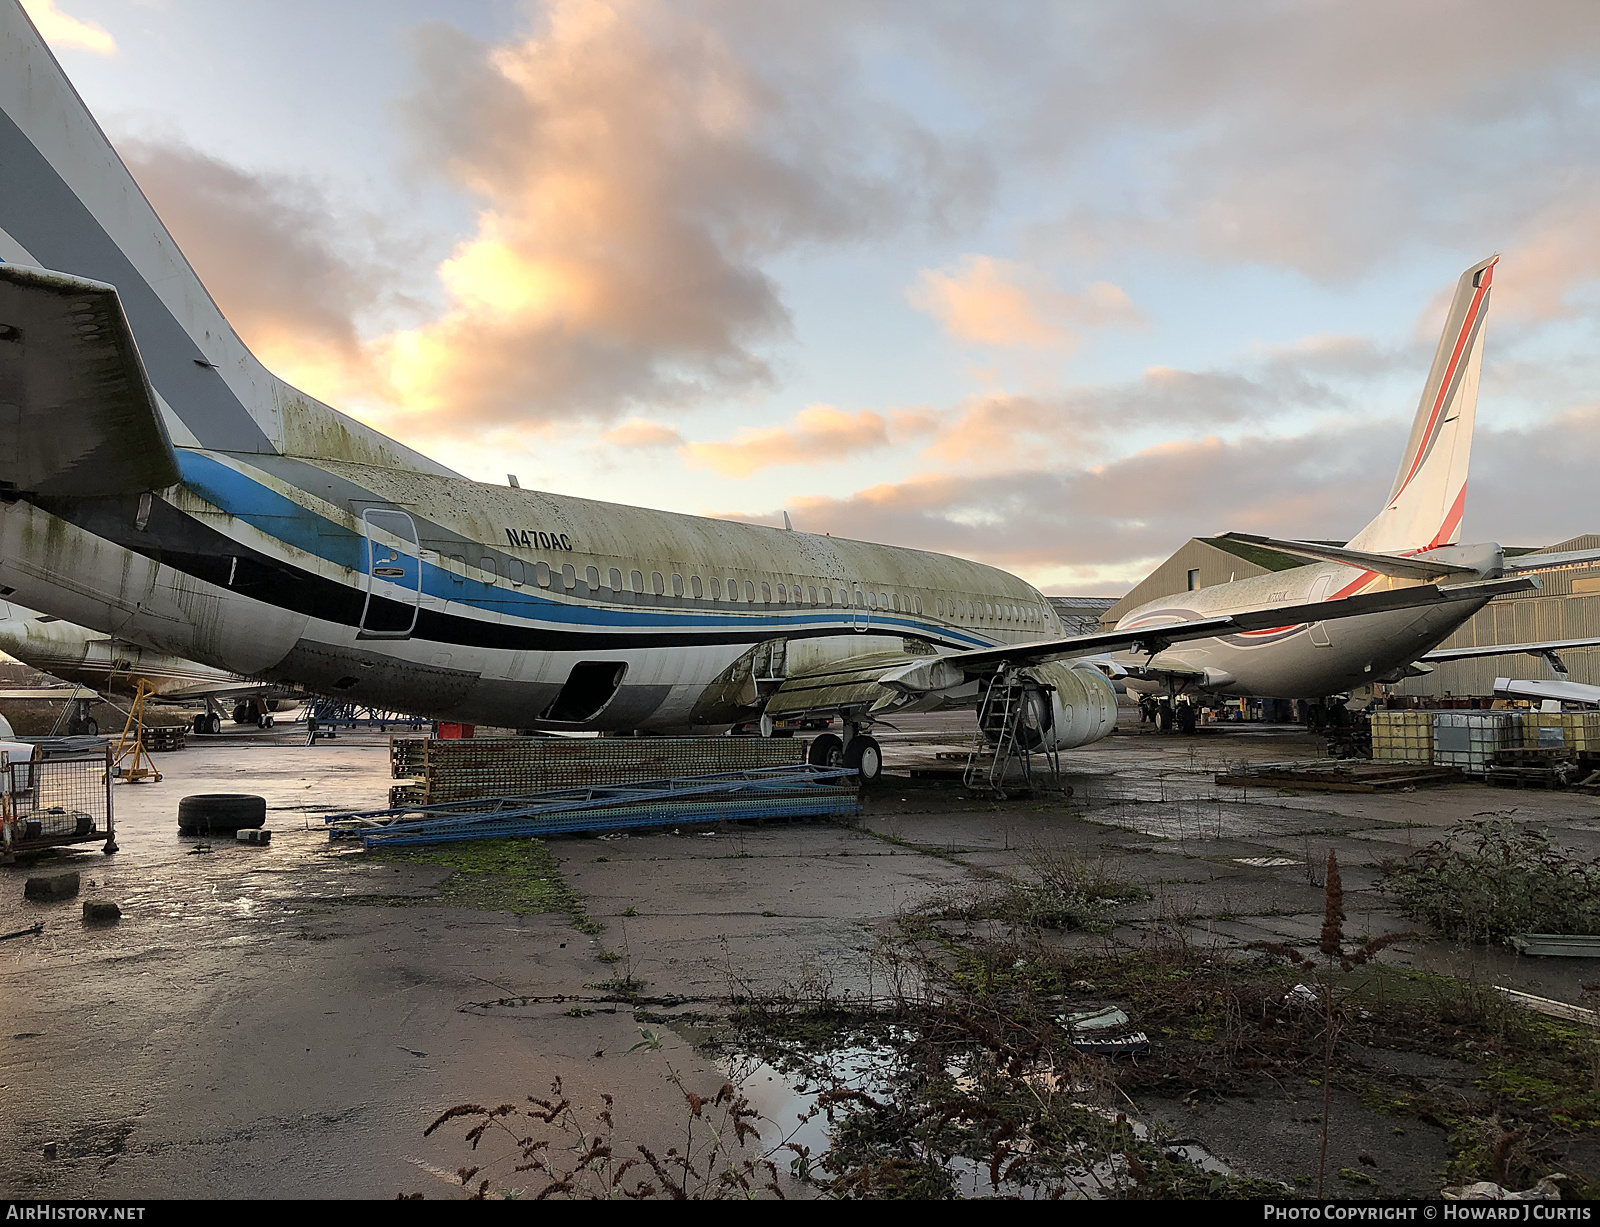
[0,263,180,495]
[1504,548,1600,572]
[876,575,1538,694]
[1420,637,1600,664]
[1212,532,1479,580]
[1494,677,1600,706]
[151,679,298,703]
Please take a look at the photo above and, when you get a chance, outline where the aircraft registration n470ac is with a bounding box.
[0,1,1543,780]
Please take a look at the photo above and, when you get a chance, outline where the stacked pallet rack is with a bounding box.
[389,735,810,807]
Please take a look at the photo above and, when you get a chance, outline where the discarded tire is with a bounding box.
[177,793,267,834]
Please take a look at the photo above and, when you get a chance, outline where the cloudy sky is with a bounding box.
[25,0,1600,593]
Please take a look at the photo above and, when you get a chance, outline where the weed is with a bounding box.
[922,846,1147,933]
[1380,815,1600,943]
[373,838,599,932]
[420,1071,784,1199]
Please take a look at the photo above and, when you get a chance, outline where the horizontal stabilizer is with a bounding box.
[1421,636,1600,664]
[0,263,179,495]
[1213,532,1478,580]
[879,574,1540,691]
[1494,677,1600,707]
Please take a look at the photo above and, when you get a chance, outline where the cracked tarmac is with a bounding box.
[4,711,1599,1197]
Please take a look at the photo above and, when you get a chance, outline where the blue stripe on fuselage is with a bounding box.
[175,449,999,648]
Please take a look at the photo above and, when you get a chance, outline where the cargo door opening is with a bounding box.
[542,661,628,722]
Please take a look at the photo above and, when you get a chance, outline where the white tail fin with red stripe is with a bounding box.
[1347,255,1497,554]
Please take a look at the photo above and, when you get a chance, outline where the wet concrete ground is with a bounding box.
[3,715,1598,1197]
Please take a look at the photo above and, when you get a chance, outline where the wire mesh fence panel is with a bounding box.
[3,753,112,846]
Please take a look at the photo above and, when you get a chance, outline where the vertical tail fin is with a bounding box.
[0,0,453,475]
[1347,254,1497,554]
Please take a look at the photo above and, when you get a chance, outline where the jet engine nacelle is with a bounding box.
[1020,659,1119,750]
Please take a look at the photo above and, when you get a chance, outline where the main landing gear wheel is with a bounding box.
[256,713,275,729]
[233,702,251,724]
[807,733,844,767]
[844,735,883,785]
[193,713,223,736]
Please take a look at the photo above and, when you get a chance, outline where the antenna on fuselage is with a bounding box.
[783,511,793,531]
[508,474,521,488]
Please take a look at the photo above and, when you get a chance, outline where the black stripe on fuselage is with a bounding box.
[33,494,980,654]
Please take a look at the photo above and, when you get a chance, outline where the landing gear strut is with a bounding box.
[839,722,882,785]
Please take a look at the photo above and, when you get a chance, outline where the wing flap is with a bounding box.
[0,263,179,495]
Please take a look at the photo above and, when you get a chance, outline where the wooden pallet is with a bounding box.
[1215,760,1460,793]
[141,725,188,752]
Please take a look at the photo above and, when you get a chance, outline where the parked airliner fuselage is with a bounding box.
[1113,551,1502,700]
[0,447,1064,732]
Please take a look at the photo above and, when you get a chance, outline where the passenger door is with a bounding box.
[359,508,421,639]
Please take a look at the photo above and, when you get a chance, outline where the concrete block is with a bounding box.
[23,871,80,901]
[82,899,121,923]
[235,828,272,845]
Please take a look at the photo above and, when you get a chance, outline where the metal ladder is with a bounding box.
[963,670,1061,796]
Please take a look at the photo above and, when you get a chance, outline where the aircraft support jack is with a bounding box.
[113,679,162,784]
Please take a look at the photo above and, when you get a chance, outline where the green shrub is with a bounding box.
[1381,818,1600,943]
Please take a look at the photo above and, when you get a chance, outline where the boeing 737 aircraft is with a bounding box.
[0,4,1539,780]
[1111,255,1600,704]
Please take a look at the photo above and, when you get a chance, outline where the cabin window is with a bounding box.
[508,559,526,586]
[808,586,817,604]
[776,583,787,602]
[710,577,722,599]
[449,554,465,585]
[672,573,684,597]
[652,572,665,595]
[744,580,755,601]
[760,582,772,603]
[562,563,576,590]
[481,556,498,582]
[586,566,600,588]
[935,599,943,616]
[608,568,622,591]
[630,570,644,594]
[690,575,703,598]
[865,591,876,608]
[822,586,832,604]
[535,561,551,587]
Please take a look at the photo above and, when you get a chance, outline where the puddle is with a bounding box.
[720,1037,1230,1199]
